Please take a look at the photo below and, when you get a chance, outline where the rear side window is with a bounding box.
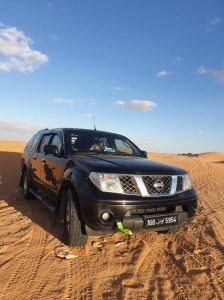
[26,134,41,151]
[31,134,41,150]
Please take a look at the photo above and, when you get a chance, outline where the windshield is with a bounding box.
[67,130,143,157]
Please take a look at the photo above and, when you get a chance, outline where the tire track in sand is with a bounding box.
[2,208,48,300]
[0,222,35,299]
[122,235,162,300]
[173,231,224,298]
[63,245,94,300]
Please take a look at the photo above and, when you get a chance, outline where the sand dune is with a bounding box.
[0,141,26,195]
[199,152,224,163]
[0,142,224,299]
[0,140,26,153]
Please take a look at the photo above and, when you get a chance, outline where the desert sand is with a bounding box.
[0,141,224,299]
[199,152,224,163]
[0,140,26,153]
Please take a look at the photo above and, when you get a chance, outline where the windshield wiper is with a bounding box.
[104,151,143,157]
[114,152,142,157]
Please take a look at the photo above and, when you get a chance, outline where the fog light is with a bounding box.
[101,212,113,222]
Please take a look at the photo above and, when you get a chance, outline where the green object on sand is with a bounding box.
[116,221,132,236]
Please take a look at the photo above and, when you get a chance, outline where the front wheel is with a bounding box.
[63,188,87,247]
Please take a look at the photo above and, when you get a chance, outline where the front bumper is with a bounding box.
[122,211,190,233]
[78,185,197,235]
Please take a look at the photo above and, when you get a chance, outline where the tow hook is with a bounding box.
[116,221,132,236]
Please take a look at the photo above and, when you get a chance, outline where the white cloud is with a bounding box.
[210,17,222,26]
[112,86,128,91]
[175,56,182,63]
[0,119,43,140]
[50,34,58,40]
[0,24,48,72]
[156,70,172,78]
[212,68,224,83]
[196,66,224,83]
[52,98,84,104]
[196,66,211,75]
[52,97,96,105]
[206,17,222,32]
[115,100,157,111]
[47,2,53,7]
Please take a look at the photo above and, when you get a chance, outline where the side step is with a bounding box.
[30,188,57,212]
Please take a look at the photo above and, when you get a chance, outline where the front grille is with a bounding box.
[119,175,137,194]
[142,176,172,195]
[118,174,186,197]
[176,175,184,192]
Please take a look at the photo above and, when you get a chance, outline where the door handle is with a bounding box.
[42,158,46,164]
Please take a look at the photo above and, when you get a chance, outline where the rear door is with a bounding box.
[31,134,53,188]
[41,131,67,195]
[22,133,41,187]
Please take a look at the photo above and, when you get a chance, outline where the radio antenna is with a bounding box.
[91,115,96,130]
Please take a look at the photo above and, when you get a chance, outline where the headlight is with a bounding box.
[89,172,123,193]
[183,174,192,191]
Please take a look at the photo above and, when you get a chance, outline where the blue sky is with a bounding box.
[0,0,223,153]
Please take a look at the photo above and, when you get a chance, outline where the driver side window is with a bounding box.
[38,134,53,153]
[51,134,62,153]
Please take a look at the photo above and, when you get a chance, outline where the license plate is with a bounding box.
[144,214,178,228]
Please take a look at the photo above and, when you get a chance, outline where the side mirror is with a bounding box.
[44,144,59,156]
[141,150,148,158]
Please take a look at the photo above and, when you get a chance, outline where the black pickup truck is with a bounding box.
[20,128,197,246]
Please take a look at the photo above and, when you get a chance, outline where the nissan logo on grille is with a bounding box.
[153,179,164,192]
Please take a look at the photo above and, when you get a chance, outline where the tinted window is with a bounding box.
[38,134,53,153]
[31,134,41,150]
[51,134,62,153]
[115,139,133,154]
[68,130,142,156]
[26,134,41,150]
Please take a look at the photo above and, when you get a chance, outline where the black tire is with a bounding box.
[21,169,33,200]
[63,188,87,247]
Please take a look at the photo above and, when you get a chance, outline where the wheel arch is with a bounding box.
[19,164,28,187]
[56,179,80,221]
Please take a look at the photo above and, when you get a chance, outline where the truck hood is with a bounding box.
[73,154,186,175]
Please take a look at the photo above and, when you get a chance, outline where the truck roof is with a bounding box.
[37,128,125,137]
